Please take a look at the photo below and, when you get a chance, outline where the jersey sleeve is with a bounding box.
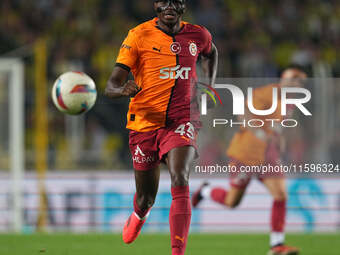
[200,26,213,56]
[116,29,139,72]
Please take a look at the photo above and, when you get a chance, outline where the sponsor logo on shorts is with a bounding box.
[133,145,155,164]
[133,156,155,164]
[134,145,145,157]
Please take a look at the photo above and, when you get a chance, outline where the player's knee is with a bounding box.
[273,190,287,201]
[170,168,189,187]
[137,194,156,210]
[226,199,240,209]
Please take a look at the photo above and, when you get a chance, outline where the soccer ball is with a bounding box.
[52,71,97,115]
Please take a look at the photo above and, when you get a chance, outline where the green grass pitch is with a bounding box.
[0,233,339,255]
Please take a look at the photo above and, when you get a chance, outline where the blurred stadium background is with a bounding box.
[0,0,340,254]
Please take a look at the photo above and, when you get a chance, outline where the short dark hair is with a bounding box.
[282,64,308,75]
[154,0,186,3]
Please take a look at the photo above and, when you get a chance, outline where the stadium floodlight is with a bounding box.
[0,58,24,233]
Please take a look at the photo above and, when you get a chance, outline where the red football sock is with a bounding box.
[210,187,228,206]
[271,200,286,232]
[133,193,150,219]
[170,186,191,255]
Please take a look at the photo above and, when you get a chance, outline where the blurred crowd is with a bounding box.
[1,0,340,77]
[0,0,339,170]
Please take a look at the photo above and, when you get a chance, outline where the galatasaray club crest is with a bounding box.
[170,42,181,54]
[189,42,197,56]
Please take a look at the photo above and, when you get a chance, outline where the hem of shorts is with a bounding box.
[134,167,159,171]
[133,163,160,171]
[230,183,247,190]
[229,157,265,167]
[160,143,197,163]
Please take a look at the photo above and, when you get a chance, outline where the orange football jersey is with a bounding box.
[227,84,283,165]
[116,18,212,132]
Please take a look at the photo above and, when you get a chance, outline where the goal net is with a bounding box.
[0,58,24,232]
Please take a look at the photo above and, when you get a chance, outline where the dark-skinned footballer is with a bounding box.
[104,1,218,254]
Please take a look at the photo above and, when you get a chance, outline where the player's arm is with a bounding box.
[105,29,140,99]
[104,67,140,98]
[200,43,218,86]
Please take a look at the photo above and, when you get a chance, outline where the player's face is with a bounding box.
[280,69,307,88]
[154,0,186,26]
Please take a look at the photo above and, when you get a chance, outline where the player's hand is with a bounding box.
[121,80,141,97]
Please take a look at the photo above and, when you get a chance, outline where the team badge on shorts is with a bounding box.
[189,42,197,56]
[170,42,181,54]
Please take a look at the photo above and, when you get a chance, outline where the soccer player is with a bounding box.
[104,1,218,254]
[192,66,307,255]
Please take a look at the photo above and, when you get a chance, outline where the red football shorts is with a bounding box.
[229,142,284,189]
[129,122,198,171]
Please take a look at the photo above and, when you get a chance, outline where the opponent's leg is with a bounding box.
[192,161,250,208]
[263,177,299,255]
[166,146,195,255]
[123,167,160,244]
[192,183,246,208]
